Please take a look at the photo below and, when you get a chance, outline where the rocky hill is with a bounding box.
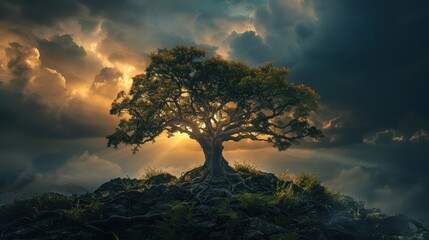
[0,164,427,239]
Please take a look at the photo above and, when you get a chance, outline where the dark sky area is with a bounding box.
[0,0,428,223]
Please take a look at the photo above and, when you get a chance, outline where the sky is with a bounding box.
[0,0,428,223]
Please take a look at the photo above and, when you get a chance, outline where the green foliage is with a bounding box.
[159,202,195,240]
[277,170,295,182]
[64,200,103,221]
[169,202,193,226]
[291,173,353,209]
[294,173,319,192]
[275,185,302,211]
[218,198,239,221]
[0,193,74,223]
[234,193,273,216]
[100,191,110,198]
[140,167,177,186]
[0,192,104,223]
[63,207,86,220]
[107,45,322,154]
[233,161,263,181]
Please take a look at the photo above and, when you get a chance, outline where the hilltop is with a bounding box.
[0,163,427,239]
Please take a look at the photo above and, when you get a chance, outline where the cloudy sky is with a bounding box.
[0,0,428,223]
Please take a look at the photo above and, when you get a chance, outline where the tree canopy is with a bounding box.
[107,46,322,177]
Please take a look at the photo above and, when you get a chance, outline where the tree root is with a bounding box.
[0,216,32,240]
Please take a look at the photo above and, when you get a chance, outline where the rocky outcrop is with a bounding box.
[0,170,427,240]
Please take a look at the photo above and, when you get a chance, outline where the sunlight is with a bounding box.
[149,133,190,163]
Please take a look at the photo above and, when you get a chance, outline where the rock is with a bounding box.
[378,215,415,235]
[94,178,145,195]
[325,211,373,239]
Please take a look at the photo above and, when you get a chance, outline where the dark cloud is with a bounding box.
[37,34,96,86]
[294,20,315,40]
[226,0,429,147]
[324,140,429,222]
[38,35,86,61]
[79,0,145,26]
[228,31,273,66]
[0,0,83,26]
[1,151,119,196]
[78,19,99,33]
[91,67,123,97]
[0,87,111,139]
[289,0,429,140]
[0,152,31,193]
[32,152,71,173]
[4,42,39,91]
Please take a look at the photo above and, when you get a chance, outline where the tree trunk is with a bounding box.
[200,141,226,177]
[208,143,225,177]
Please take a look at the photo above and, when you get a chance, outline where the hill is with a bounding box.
[0,163,427,239]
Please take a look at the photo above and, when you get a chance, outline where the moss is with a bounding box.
[64,200,103,221]
[218,198,239,221]
[233,193,274,216]
[233,160,273,184]
[282,173,362,212]
[64,207,86,220]
[159,202,195,240]
[294,173,319,192]
[100,191,110,198]
[275,185,302,211]
[169,202,193,226]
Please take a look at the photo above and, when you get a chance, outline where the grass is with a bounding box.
[218,198,239,221]
[141,167,165,180]
[64,200,103,221]
[160,201,195,240]
[233,160,270,183]
[294,173,319,192]
[277,170,296,182]
[233,160,261,176]
[0,192,105,223]
[0,192,74,223]
[234,193,273,216]
[275,185,302,211]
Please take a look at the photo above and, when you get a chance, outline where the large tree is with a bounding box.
[107,46,322,179]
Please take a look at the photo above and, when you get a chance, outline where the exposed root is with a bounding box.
[0,217,32,240]
[178,167,254,205]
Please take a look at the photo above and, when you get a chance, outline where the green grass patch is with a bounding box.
[159,201,195,240]
[0,192,74,223]
[233,193,274,216]
[275,185,302,211]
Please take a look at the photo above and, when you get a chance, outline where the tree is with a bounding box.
[107,46,322,179]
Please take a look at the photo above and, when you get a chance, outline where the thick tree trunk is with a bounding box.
[208,143,225,177]
[200,141,226,177]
